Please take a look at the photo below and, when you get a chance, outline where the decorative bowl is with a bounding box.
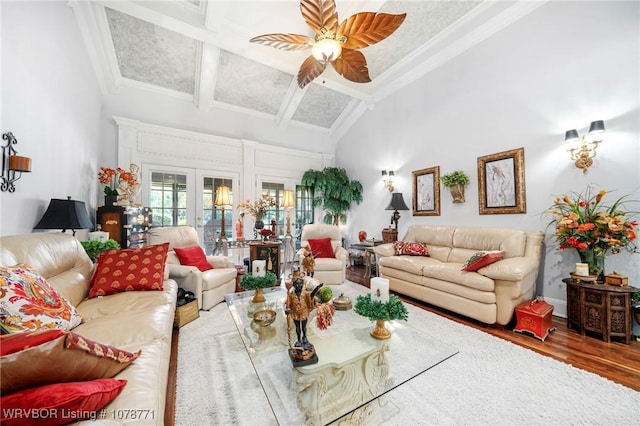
[253,309,276,327]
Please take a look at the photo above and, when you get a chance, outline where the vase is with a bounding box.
[254,220,264,230]
[104,195,118,206]
[370,319,392,340]
[252,287,266,303]
[449,184,465,203]
[578,249,606,283]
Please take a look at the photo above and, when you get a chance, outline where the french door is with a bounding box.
[141,164,239,253]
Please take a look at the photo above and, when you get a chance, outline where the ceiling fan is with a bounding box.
[250,0,406,89]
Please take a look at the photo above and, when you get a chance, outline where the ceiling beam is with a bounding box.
[194,43,220,111]
[276,79,308,129]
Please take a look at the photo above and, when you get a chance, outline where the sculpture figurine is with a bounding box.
[285,277,322,366]
[236,213,245,240]
[300,246,315,277]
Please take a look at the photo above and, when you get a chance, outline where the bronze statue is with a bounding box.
[285,278,322,365]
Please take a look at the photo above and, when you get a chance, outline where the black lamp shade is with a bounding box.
[588,120,605,134]
[564,129,579,143]
[385,193,409,211]
[34,196,93,234]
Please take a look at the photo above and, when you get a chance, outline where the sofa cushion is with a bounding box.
[174,246,213,272]
[1,328,140,394]
[394,241,429,256]
[379,255,440,276]
[0,378,126,426]
[423,263,495,292]
[308,237,335,258]
[462,251,504,272]
[89,243,169,298]
[0,264,83,334]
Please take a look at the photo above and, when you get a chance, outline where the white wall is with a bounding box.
[0,1,102,236]
[335,1,640,311]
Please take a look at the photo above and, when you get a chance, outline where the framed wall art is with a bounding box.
[477,147,526,215]
[412,166,440,216]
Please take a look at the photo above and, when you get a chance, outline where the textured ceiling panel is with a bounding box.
[366,1,483,79]
[106,7,197,94]
[214,50,292,115]
[293,84,352,128]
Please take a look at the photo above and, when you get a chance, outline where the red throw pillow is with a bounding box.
[393,241,429,256]
[462,250,504,272]
[89,243,169,298]
[307,238,335,258]
[174,246,213,272]
[0,378,127,426]
[1,328,141,395]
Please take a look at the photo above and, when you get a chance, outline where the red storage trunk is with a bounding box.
[514,299,556,341]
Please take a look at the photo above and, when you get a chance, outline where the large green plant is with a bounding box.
[80,239,120,261]
[301,167,363,225]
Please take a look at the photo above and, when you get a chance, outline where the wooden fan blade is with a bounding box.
[297,55,327,88]
[337,12,406,50]
[249,33,314,51]
[331,49,370,83]
[300,0,339,36]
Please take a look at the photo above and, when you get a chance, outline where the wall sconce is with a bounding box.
[281,189,295,238]
[381,170,394,192]
[564,120,605,173]
[1,132,32,192]
[214,185,232,241]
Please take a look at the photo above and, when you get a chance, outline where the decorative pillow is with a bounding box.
[307,238,335,258]
[393,241,429,256]
[1,328,141,394]
[462,250,504,272]
[89,243,169,298]
[174,246,213,272]
[0,378,127,426]
[0,264,83,335]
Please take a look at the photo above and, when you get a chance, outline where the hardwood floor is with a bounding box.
[164,265,640,424]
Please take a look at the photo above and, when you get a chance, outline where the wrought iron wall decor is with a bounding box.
[1,132,32,192]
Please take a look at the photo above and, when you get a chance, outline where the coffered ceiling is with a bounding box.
[71,1,547,141]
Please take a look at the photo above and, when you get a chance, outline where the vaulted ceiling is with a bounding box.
[71,1,546,141]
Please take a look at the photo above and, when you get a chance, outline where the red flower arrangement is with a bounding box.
[98,166,137,197]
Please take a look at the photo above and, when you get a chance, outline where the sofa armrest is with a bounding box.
[478,257,539,281]
[206,255,235,269]
[373,243,395,258]
[334,246,348,264]
[166,264,204,309]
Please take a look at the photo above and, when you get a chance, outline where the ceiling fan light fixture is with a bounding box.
[311,38,342,63]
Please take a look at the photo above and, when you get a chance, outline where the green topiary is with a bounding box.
[317,286,333,303]
[441,170,470,187]
[353,293,409,321]
[239,271,277,290]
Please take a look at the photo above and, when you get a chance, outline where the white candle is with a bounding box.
[252,260,266,277]
[371,277,389,303]
[575,263,589,276]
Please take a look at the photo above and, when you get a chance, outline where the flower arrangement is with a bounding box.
[544,186,638,276]
[98,166,138,197]
[237,195,275,221]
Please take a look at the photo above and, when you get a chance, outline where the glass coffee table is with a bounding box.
[225,286,458,425]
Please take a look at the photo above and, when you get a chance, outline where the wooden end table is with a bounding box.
[563,277,637,344]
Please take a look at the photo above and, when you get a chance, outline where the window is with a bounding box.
[295,184,314,238]
[262,182,285,236]
[150,172,187,226]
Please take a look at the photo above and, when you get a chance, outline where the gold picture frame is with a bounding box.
[477,147,526,215]
[412,166,440,216]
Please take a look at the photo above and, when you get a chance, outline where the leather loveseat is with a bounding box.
[0,233,177,425]
[373,225,544,325]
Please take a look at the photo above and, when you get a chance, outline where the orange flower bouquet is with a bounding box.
[98,166,139,198]
[545,186,638,278]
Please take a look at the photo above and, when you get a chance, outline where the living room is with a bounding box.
[1,0,639,424]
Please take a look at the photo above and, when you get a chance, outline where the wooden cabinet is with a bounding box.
[97,206,153,249]
[563,278,637,344]
[249,242,281,280]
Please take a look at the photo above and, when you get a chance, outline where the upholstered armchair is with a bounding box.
[148,226,236,310]
[299,224,348,285]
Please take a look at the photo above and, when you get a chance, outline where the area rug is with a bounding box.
[175,281,639,425]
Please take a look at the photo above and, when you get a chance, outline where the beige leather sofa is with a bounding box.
[299,224,348,285]
[148,226,237,310]
[0,233,177,425]
[373,225,544,325]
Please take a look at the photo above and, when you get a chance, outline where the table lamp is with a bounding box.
[34,196,93,236]
[281,189,295,237]
[385,192,409,229]
[214,185,232,241]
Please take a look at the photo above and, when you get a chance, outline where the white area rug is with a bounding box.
[175,282,639,425]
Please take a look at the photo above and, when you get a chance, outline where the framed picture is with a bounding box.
[412,166,440,216]
[477,147,526,215]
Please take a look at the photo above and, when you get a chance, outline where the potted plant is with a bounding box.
[441,170,470,203]
[80,239,120,262]
[354,293,408,339]
[301,167,363,225]
[239,271,277,303]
